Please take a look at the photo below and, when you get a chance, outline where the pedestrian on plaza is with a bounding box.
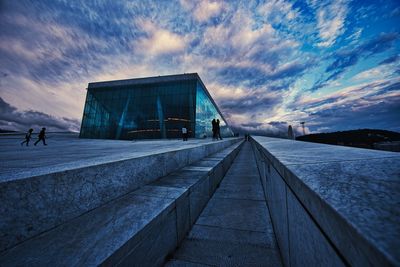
[34,127,47,146]
[212,119,217,140]
[20,128,33,146]
[216,119,222,140]
[182,125,188,141]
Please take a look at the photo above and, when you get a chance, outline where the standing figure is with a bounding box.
[34,127,47,146]
[216,119,223,140]
[182,125,188,141]
[211,119,217,140]
[21,128,33,146]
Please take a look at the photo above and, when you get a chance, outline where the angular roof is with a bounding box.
[88,73,200,89]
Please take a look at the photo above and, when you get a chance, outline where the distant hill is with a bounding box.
[296,129,400,149]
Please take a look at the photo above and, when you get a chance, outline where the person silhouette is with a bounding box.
[182,125,188,141]
[34,127,47,146]
[21,128,33,146]
[212,119,217,140]
[216,119,222,140]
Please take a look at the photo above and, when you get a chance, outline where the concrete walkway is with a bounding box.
[166,142,283,266]
[0,133,239,182]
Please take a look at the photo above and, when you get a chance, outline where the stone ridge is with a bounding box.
[0,141,244,266]
[251,135,400,266]
[0,136,241,253]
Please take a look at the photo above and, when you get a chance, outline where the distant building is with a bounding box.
[79,73,234,140]
[288,125,295,139]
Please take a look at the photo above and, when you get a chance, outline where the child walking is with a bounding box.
[21,128,33,146]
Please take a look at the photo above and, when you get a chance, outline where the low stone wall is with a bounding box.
[250,136,400,267]
[0,141,244,266]
[0,138,241,252]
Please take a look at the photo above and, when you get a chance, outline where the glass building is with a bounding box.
[79,73,234,140]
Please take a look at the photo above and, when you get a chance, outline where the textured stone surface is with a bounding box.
[165,259,210,267]
[252,136,397,164]
[287,189,345,267]
[213,181,265,201]
[113,209,178,267]
[196,197,272,233]
[251,136,400,266]
[286,157,400,266]
[220,172,260,185]
[167,142,282,267]
[0,134,241,252]
[0,194,176,266]
[133,185,191,244]
[0,133,241,182]
[188,175,210,225]
[0,139,244,266]
[208,164,224,194]
[188,224,275,248]
[173,239,282,267]
[133,185,188,200]
[153,171,206,190]
[175,192,191,244]
[267,166,290,267]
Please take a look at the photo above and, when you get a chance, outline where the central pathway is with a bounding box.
[165,142,283,266]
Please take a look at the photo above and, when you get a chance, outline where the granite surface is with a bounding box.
[0,133,241,182]
[0,193,176,266]
[267,166,290,267]
[167,142,282,267]
[251,136,400,266]
[0,139,243,266]
[0,133,241,252]
[287,189,345,267]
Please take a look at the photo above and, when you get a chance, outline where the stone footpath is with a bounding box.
[166,142,283,266]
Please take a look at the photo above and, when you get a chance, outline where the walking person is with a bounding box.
[216,119,223,140]
[212,119,217,140]
[182,125,188,141]
[20,128,33,146]
[34,127,47,146]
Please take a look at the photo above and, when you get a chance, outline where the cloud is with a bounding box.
[352,63,399,81]
[310,33,399,91]
[230,120,304,137]
[195,1,224,22]
[133,20,189,56]
[308,96,400,132]
[299,79,400,132]
[379,54,400,65]
[345,28,363,43]
[0,0,399,137]
[241,122,263,128]
[219,92,282,115]
[0,97,80,132]
[212,59,310,88]
[315,0,348,47]
[180,0,225,22]
[258,0,299,23]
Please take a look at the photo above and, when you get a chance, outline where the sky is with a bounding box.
[0,0,399,135]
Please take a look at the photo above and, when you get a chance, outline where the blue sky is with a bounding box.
[0,0,399,135]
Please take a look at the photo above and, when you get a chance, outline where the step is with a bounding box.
[0,137,241,252]
[166,142,283,267]
[0,141,244,266]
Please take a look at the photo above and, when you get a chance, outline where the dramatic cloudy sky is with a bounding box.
[0,0,399,134]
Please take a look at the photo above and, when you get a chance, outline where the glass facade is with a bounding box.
[195,82,233,138]
[79,74,233,140]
